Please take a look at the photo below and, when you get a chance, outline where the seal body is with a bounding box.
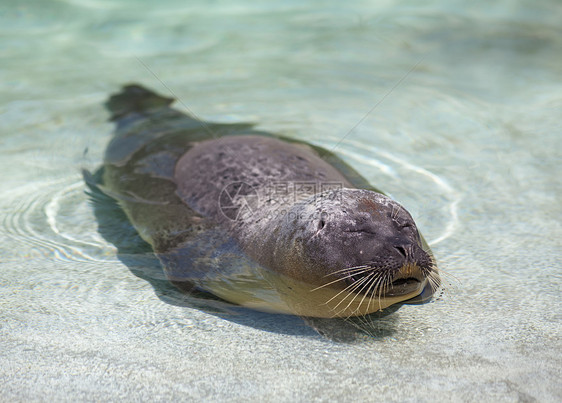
[98,84,439,318]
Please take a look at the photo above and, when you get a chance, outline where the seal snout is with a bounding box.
[384,243,436,297]
[343,240,433,298]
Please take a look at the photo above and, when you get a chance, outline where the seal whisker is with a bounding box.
[324,265,370,276]
[343,314,378,339]
[310,267,374,292]
[429,265,458,284]
[337,272,379,316]
[376,273,389,310]
[361,274,383,313]
[427,269,441,288]
[323,275,371,306]
[328,280,373,316]
[328,274,374,313]
[384,272,394,292]
[360,273,379,309]
[428,268,452,298]
[375,271,393,310]
[361,269,388,310]
[356,271,384,312]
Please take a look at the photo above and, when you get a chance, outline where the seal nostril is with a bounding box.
[394,245,407,258]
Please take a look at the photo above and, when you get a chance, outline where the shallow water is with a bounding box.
[1,0,561,401]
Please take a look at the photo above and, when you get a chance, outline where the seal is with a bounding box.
[95,84,439,318]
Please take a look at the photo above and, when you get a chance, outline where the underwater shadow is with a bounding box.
[84,169,400,342]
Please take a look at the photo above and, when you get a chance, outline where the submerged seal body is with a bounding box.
[96,84,439,318]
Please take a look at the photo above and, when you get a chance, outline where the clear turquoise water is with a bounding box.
[1,0,560,401]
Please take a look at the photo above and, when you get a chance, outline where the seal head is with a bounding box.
[237,188,438,316]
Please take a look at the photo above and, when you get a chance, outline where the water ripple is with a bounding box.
[1,174,115,263]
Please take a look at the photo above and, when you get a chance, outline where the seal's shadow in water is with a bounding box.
[85,169,400,342]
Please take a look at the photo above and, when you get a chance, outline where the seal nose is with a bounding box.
[394,245,407,258]
[393,243,416,261]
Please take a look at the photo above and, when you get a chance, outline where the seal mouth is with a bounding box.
[384,277,422,297]
[331,259,435,299]
[344,271,425,298]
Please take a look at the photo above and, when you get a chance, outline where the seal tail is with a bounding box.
[105,84,175,121]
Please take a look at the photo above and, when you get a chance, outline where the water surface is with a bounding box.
[1,0,560,401]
